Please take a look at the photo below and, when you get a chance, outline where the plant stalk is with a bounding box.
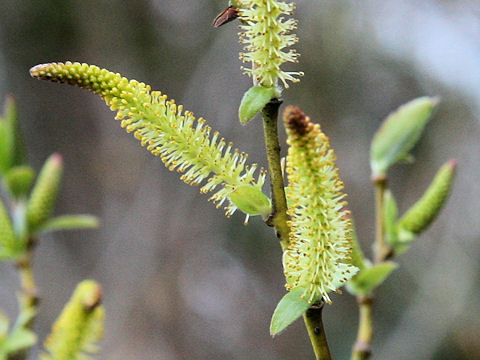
[14,240,38,360]
[373,177,389,264]
[303,304,332,360]
[261,98,290,251]
[351,176,390,360]
[261,99,333,358]
[351,296,373,360]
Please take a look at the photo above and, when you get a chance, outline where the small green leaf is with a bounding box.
[370,97,438,178]
[40,215,100,234]
[349,220,367,271]
[4,329,37,353]
[0,311,9,337]
[0,197,22,260]
[228,185,271,218]
[0,97,25,174]
[238,86,277,124]
[270,288,310,336]
[383,190,398,248]
[3,166,35,199]
[347,262,398,296]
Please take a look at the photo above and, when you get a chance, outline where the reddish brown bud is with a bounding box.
[212,6,239,27]
[283,105,310,136]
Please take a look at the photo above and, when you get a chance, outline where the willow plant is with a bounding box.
[0,97,104,360]
[26,1,456,359]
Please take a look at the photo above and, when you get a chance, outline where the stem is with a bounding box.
[261,99,290,251]
[351,297,373,360]
[373,176,389,264]
[13,240,38,360]
[351,177,391,360]
[303,304,332,360]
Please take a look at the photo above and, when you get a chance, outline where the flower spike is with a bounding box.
[282,106,357,304]
[238,0,303,88]
[30,62,269,221]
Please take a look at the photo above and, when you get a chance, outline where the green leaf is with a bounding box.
[40,215,100,234]
[349,220,367,271]
[4,329,37,353]
[238,86,277,124]
[383,190,398,248]
[228,185,271,218]
[270,288,310,336]
[3,166,35,199]
[0,197,22,260]
[370,97,438,178]
[0,311,9,338]
[0,97,25,174]
[347,262,398,296]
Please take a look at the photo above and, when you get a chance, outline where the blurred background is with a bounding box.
[0,0,479,359]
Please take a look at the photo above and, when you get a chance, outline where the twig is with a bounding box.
[303,303,332,360]
[261,98,290,252]
[351,296,373,360]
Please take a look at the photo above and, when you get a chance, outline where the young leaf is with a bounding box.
[397,160,456,240]
[0,97,25,175]
[0,311,9,338]
[1,306,37,355]
[238,86,277,124]
[3,166,35,199]
[42,280,104,360]
[347,262,398,297]
[370,97,438,178]
[0,197,22,260]
[349,220,367,271]
[228,185,271,218]
[270,288,310,336]
[39,215,100,234]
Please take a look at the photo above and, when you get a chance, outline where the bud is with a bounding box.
[26,154,63,233]
[397,160,457,239]
[42,280,104,360]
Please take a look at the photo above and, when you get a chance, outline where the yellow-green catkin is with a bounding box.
[42,280,104,360]
[30,62,267,221]
[238,0,303,88]
[26,153,63,233]
[282,106,357,304]
[397,160,457,236]
[0,197,18,256]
